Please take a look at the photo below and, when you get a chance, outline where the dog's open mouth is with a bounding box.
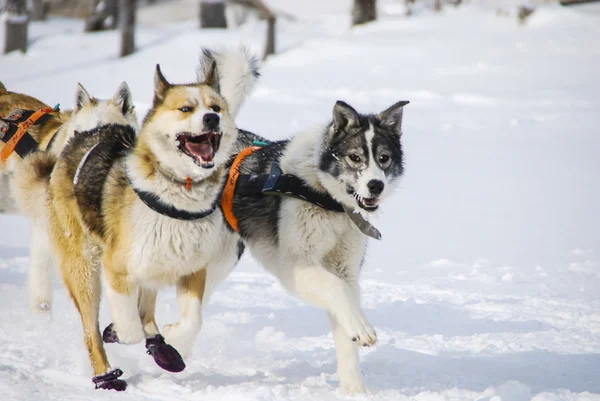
[347,185,379,211]
[177,131,222,169]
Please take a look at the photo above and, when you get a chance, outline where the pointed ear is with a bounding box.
[332,101,359,132]
[204,60,220,94]
[112,81,134,115]
[75,83,92,111]
[153,64,170,105]
[378,100,409,134]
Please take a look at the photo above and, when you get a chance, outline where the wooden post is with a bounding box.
[264,16,275,59]
[352,0,376,26]
[199,0,227,28]
[3,0,28,54]
[119,0,136,57]
[30,0,47,21]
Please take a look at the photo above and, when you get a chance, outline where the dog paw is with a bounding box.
[146,334,186,373]
[344,313,377,347]
[92,369,127,391]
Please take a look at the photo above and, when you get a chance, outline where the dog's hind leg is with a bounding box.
[28,223,54,312]
[163,268,207,360]
[58,248,125,389]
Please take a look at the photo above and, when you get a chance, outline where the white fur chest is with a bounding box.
[127,200,226,287]
[277,199,366,266]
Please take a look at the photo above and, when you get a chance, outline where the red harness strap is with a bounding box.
[221,146,261,232]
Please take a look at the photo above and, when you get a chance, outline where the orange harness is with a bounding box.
[221,146,261,232]
[1,106,56,164]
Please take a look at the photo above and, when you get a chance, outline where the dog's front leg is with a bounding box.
[329,311,366,394]
[102,268,144,345]
[279,262,374,393]
[163,267,207,359]
[282,263,376,346]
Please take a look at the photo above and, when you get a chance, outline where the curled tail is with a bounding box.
[197,46,260,119]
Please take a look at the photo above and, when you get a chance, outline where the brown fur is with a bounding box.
[0,83,71,154]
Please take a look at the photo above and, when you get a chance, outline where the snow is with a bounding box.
[1,1,600,400]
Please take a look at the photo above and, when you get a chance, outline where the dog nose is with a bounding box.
[367,180,384,196]
[203,113,220,130]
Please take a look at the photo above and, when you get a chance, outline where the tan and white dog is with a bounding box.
[3,82,138,311]
[25,48,259,391]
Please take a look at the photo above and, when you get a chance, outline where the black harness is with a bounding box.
[236,163,345,213]
[130,185,218,221]
[0,107,56,158]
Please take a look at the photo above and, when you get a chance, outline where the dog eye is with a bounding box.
[348,154,361,163]
[179,106,193,113]
[210,105,221,112]
[379,154,391,167]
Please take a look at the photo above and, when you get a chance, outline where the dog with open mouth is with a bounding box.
[37,48,259,391]
[220,99,409,393]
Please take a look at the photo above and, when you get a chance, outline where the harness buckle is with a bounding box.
[262,162,283,195]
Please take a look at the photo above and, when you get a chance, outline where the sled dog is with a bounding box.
[3,81,138,310]
[222,99,408,393]
[41,48,258,390]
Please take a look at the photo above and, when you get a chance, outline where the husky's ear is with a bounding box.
[332,101,359,133]
[153,64,170,105]
[204,60,221,94]
[112,81,134,115]
[75,83,92,111]
[378,101,409,134]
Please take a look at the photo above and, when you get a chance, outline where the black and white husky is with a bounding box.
[231,100,408,393]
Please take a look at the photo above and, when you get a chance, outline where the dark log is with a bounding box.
[3,0,28,54]
[199,0,227,28]
[119,0,136,57]
[352,0,376,26]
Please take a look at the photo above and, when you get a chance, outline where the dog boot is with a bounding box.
[92,368,127,391]
[102,323,119,343]
[146,334,186,373]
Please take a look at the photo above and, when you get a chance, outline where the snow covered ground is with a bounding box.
[1,2,600,400]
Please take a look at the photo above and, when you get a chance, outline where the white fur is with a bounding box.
[355,123,387,202]
[198,46,260,118]
[28,223,54,312]
[103,276,145,344]
[51,83,138,157]
[244,128,379,393]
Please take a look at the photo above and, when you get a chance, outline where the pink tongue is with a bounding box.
[185,142,214,162]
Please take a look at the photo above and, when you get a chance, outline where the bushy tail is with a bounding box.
[0,81,7,96]
[198,46,260,118]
